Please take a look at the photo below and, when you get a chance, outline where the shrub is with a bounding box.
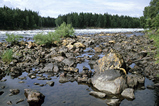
[1,49,13,63]
[33,32,60,46]
[6,33,23,44]
[55,22,75,37]
[33,22,74,46]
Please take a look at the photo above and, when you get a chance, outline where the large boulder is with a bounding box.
[95,52,126,74]
[24,89,45,106]
[92,69,127,94]
[91,52,127,94]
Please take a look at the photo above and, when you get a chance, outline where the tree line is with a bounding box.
[0,6,141,30]
[140,0,159,29]
[0,6,56,30]
[55,13,141,28]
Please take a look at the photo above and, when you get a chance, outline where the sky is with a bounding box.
[0,0,151,18]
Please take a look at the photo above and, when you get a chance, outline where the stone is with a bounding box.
[121,88,135,100]
[16,99,24,104]
[89,91,106,98]
[154,83,159,87]
[106,99,120,106]
[46,81,54,86]
[77,77,88,83]
[92,70,127,94]
[62,58,75,67]
[53,56,64,62]
[94,47,102,53]
[28,41,36,49]
[0,91,4,95]
[95,52,126,74]
[127,75,138,88]
[42,63,54,72]
[74,42,86,48]
[24,89,45,106]
[91,52,127,94]
[66,44,75,50]
[7,101,12,105]
[53,65,59,73]
[10,89,20,95]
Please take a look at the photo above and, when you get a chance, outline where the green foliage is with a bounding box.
[34,22,74,46]
[55,12,141,28]
[147,29,159,63]
[33,32,60,45]
[5,33,23,44]
[0,6,56,30]
[1,49,13,63]
[142,0,159,29]
[55,22,75,37]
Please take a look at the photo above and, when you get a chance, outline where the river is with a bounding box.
[0,28,158,106]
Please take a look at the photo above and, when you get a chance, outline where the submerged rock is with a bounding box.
[24,89,45,106]
[89,91,106,98]
[9,89,20,95]
[106,98,120,106]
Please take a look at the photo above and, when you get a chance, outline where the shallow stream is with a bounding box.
[0,29,158,106]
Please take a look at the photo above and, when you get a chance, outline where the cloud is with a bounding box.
[0,0,151,18]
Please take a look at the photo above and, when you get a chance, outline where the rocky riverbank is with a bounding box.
[0,32,159,105]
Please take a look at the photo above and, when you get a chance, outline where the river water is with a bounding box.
[0,28,158,106]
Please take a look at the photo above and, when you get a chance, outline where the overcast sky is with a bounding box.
[0,0,151,18]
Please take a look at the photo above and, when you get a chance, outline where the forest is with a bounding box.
[0,6,141,30]
[140,0,159,29]
[0,6,56,30]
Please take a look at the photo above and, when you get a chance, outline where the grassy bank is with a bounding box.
[146,29,159,63]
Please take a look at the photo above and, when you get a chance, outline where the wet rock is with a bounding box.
[154,83,159,87]
[30,75,36,79]
[16,99,24,104]
[106,99,120,106]
[121,88,135,100]
[19,81,25,83]
[1,79,7,82]
[10,89,20,95]
[1,86,5,89]
[147,85,155,90]
[7,101,12,105]
[34,83,40,85]
[46,81,54,86]
[18,76,27,80]
[89,91,106,98]
[77,76,88,83]
[0,91,4,95]
[127,74,145,88]
[24,89,45,106]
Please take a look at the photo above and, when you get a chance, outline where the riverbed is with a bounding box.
[0,28,158,106]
